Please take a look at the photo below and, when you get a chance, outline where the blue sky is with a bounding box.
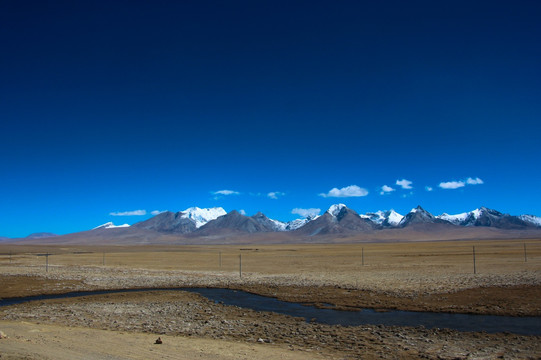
[1,0,540,237]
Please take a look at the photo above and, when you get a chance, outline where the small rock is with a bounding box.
[257,338,265,343]
[155,337,163,344]
[0,331,6,339]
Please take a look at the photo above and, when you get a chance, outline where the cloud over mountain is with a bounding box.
[213,190,240,196]
[439,177,484,190]
[467,177,484,185]
[380,185,395,195]
[267,191,285,199]
[439,181,465,189]
[319,185,368,198]
[109,210,147,216]
[396,179,413,189]
[292,208,321,218]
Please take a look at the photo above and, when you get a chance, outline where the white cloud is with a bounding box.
[439,176,484,190]
[239,209,246,215]
[380,185,395,195]
[213,190,240,196]
[151,210,167,216]
[212,189,240,200]
[466,177,484,185]
[267,191,285,199]
[439,181,465,189]
[292,208,321,218]
[110,210,147,216]
[425,186,433,192]
[319,185,369,198]
[396,179,413,189]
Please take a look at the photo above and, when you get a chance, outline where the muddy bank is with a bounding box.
[2,273,540,317]
[235,283,541,317]
[1,291,540,359]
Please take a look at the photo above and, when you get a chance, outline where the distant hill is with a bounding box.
[132,207,227,234]
[5,204,540,245]
[25,232,58,239]
[195,210,276,235]
[399,206,453,228]
[294,204,378,236]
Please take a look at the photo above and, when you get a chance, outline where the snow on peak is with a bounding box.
[471,208,482,219]
[386,210,403,226]
[181,207,227,228]
[285,214,320,231]
[93,222,130,230]
[360,211,385,223]
[286,218,309,230]
[361,210,403,225]
[519,214,541,227]
[437,212,469,224]
[327,204,347,217]
[270,219,287,231]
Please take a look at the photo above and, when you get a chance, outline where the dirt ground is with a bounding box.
[0,239,540,359]
[2,291,540,359]
[0,320,326,360]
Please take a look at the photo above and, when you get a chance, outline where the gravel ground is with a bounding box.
[1,263,540,315]
[2,291,540,359]
[2,262,540,296]
[0,261,541,359]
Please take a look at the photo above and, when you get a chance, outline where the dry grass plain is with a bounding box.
[1,238,541,358]
[2,239,540,296]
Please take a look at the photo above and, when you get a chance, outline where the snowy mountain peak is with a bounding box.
[361,210,403,226]
[360,211,384,223]
[270,219,287,231]
[398,206,437,227]
[386,210,404,226]
[437,212,469,225]
[250,212,287,231]
[327,204,347,217]
[285,218,308,231]
[93,222,130,230]
[519,215,541,227]
[181,207,227,228]
[410,205,427,214]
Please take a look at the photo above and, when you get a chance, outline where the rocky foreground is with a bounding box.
[0,261,540,359]
[2,290,540,359]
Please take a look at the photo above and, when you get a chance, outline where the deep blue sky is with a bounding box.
[1,0,540,237]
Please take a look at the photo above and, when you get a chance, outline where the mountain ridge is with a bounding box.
[4,205,541,243]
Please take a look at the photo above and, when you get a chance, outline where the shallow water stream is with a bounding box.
[1,287,539,335]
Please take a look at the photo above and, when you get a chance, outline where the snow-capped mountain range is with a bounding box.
[93,222,130,230]
[361,210,403,227]
[519,215,541,227]
[96,205,541,235]
[180,207,227,228]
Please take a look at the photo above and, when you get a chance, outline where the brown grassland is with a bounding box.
[0,238,540,359]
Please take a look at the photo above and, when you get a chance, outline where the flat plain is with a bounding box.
[0,238,540,359]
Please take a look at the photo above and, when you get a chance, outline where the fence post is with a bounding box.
[362,247,364,266]
[239,254,242,278]
[46,253,49,273]
[219,252,222,268]
[472,246,476,274]
[524,243,527,263]
[103,251,105,266]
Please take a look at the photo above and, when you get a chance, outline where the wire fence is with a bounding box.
[2,239,540,278]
